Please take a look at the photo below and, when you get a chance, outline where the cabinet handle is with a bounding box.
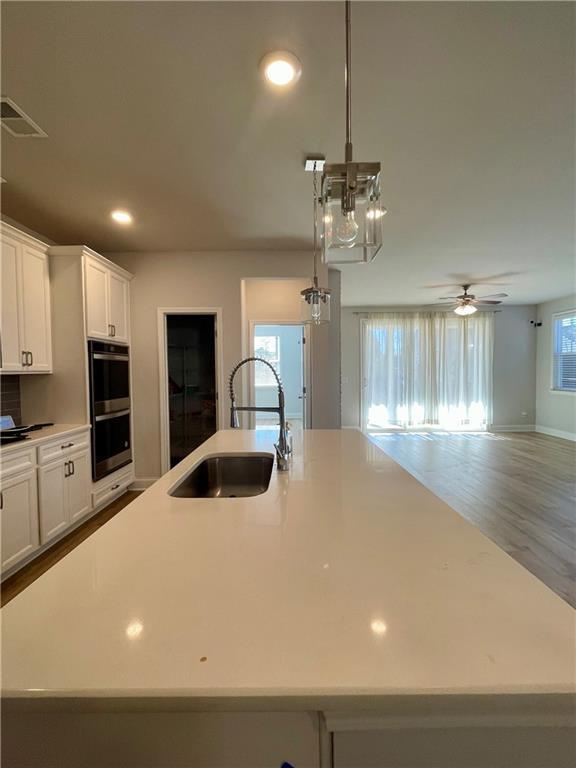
[21,351,28,366]
[0,490,3,510]
[28,351,33,367]
[110,484,120,491]
[70,460,75,476]
[64,461,70,478]
[61,442,74,449]
[112,325,116,337]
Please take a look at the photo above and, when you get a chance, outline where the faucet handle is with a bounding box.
[274,442,289,471]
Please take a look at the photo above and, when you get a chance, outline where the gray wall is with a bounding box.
[110,251,340,480]
[341,305,537,430]
[535,294,576,439]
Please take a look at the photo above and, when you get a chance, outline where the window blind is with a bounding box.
[553,312,576,392]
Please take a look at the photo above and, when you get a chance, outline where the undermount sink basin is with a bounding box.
[169,453,274,498]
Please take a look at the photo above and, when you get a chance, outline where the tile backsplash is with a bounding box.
[0,376,22,425]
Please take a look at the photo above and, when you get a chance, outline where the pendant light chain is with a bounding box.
[345,0,352,162]
[313,162,319,288]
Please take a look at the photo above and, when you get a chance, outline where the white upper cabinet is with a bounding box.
[84,255,110,340]
[0,225,53,373]
[84,253,130,343]
[0,233,23,371]
[20,245,52,371]
[108,270,129,343]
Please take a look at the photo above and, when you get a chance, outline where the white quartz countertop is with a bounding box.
[0,423,90,453]
[2,429,575,710]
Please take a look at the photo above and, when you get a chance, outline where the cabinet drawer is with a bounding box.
[38,431,90,465]
[92,465,133,509]
[0,448,35,480]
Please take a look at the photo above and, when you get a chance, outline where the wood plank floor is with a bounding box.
[371,431,576,608]
[1,491,140,607]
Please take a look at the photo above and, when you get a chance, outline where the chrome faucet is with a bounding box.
[228,357,289,471]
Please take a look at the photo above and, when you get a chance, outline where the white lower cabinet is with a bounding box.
[0,468,39,571]
[39,449,91,543]
[68,450,91,522]
[38,459,68,543]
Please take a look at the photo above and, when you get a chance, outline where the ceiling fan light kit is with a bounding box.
[454,304,478,316]
[432,284,509,316]
[320,0,385,265]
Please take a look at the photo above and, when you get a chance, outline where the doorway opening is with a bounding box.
[158,310,222,473]
[250,323,308,432]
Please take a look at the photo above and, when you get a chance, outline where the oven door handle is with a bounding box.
[92,353,129,362]
[94,409,131,422]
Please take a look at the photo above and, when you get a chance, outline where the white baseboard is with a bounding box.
[130,477,159,491]
[535,425,576,442]
[342,425,361,430]
[489,425,535,433]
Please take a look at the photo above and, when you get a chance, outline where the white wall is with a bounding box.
[341,305,537,430]
[109,252,340,480]
[535,293,576,440]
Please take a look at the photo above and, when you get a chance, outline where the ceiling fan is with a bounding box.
[431,284,509,316]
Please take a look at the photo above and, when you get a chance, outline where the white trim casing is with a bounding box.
[535,425,576,442]
[489,425,536,433]
[157,307,225,477]
[550,308,576,393]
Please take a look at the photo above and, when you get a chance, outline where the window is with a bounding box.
[553,311,576,392]
[361,312,494,431]
[254,335,280,387]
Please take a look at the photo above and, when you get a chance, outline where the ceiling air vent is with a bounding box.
[0,97,47,138]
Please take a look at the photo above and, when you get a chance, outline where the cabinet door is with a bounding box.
[20,245,52,372]
[84,256,110,340]
[67,450,91,523]
[38,460,69,544]
[1,469,39,571]
[0,233,24,372]
[108,271,129,343]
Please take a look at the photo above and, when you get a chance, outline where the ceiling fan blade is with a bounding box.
[437,296,460,300]
[475,300,502,305]
[478,293,508,299]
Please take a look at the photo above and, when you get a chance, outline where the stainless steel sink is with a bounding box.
[169,453,274,498]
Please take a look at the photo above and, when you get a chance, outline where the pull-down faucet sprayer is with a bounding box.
[228,357,289,471]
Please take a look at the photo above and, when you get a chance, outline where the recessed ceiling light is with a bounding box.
[260,51,302,87]
[111,209,133,225]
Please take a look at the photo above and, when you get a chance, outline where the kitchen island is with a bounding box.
[2,429,575,767]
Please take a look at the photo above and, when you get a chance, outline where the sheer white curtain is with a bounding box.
[362,312,494,431]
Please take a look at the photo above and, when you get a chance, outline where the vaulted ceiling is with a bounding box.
[1,1,574,305]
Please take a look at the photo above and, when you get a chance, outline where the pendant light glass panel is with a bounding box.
[322,163,383,264]
[301,285,331,325]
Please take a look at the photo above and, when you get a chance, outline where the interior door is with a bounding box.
[0,233,24,371]
[252,324,306,430]
[20,245,52,371]
[166,314,217,468]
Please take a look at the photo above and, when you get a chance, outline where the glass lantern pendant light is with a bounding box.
[301,163,331,324]
[322,0,385,264]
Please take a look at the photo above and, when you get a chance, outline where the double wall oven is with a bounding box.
[88,341,132,481]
